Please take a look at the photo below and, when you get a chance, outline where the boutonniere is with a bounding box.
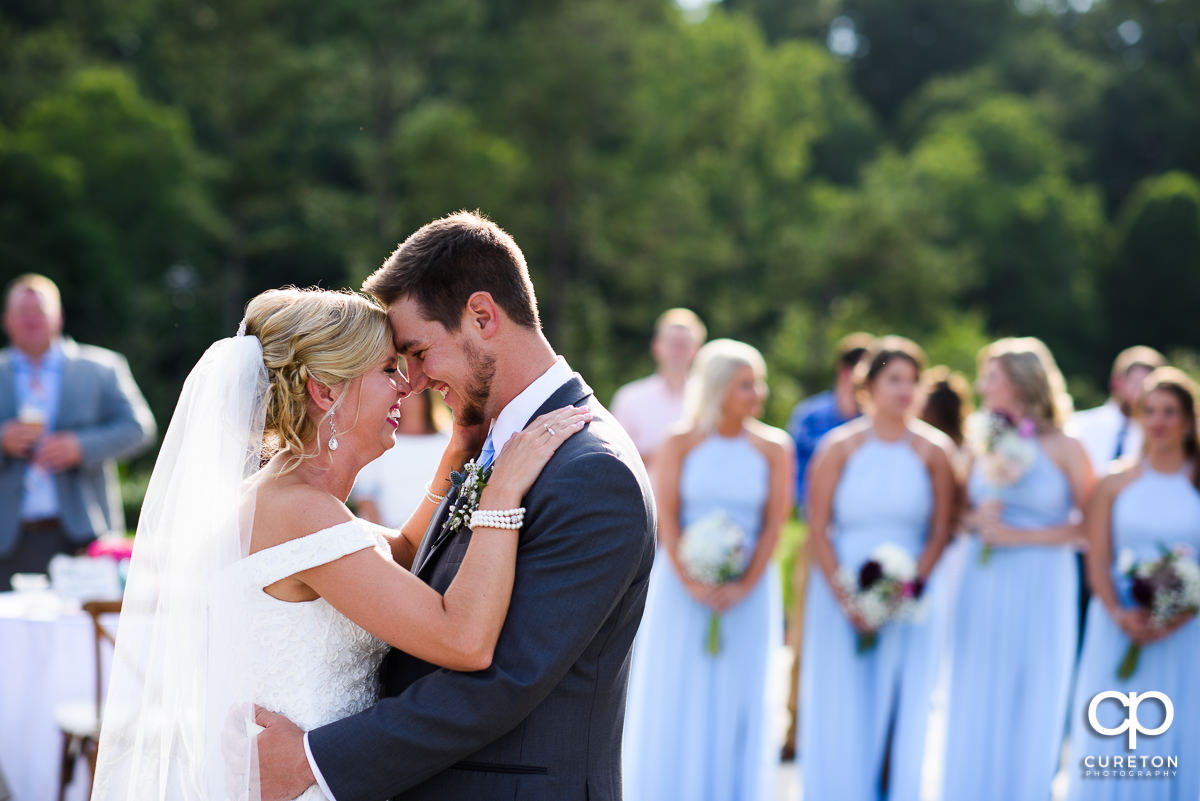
[445,459,492,533]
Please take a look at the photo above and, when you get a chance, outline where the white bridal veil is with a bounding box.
[91,332,268,801]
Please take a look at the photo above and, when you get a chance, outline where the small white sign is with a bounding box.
[48,555,122,602]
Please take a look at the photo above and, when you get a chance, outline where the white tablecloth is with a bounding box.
[0,591,114,801]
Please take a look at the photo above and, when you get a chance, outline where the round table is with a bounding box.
[0,591,114,801]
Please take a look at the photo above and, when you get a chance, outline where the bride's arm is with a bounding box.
[388,438,477,569]
[303,405,590,671]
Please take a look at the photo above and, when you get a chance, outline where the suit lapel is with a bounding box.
[55,345,81,428]
[0,352,14,419]
[411,375,594,579]
[412,483,460,577]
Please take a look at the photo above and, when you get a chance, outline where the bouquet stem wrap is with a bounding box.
[706,613,722,656]
[1117,643,1142,680]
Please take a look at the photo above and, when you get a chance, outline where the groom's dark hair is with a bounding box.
[363,210,541,331]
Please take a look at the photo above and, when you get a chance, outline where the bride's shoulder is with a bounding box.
[250,481,355,555]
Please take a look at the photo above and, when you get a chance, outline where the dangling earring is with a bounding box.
[328,415,339,451]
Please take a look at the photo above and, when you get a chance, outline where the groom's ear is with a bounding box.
[464,291,500,340]
[306,377,338,411]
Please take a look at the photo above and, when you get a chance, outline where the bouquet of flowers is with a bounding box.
[837,544,922,654]
[1115,544,1200,679]
[678,511,749,656]
[966,411,1038,564]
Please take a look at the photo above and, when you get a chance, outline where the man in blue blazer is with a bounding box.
[0,274,156,586]
[257,212,657,801]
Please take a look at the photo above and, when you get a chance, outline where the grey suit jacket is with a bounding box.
[309,375,657,801]
[0,339,156,553]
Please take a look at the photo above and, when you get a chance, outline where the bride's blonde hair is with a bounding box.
[243,287,391,472]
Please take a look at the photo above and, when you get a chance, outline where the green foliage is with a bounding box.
[1103,171,1200,356]
[908,94,1106,375]
[0,65,218,418]
[1,0,1197,498]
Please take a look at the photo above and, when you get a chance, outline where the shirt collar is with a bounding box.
[9,339,64,372]
[488,356,574,460]
[1103,399,1127,421]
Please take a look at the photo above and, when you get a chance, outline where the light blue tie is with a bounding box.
[479,435,496,470]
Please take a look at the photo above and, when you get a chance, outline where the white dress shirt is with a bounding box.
[10,340,64,520]
[485,356,574,462]
[305,355,576,800]
[1067,400,1143,476]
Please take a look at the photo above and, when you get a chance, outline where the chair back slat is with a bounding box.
[81,600,122,721]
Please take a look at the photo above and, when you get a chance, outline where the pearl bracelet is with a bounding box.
[469,507,526,531]
[424,480,447,504]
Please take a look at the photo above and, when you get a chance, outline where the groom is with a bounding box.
[257,211,658,801]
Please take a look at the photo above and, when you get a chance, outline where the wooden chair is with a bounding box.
[54,599,121,801]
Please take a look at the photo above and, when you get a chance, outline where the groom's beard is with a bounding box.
[455,341,496,428]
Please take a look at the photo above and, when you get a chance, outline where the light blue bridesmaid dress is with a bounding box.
[799,430,936,801]
[936,438,1078,801]
[1064,462,1200,801]
[623,433,781,801]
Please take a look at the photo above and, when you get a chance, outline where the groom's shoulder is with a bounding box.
[576,397,641,462]
[541,396,650,497]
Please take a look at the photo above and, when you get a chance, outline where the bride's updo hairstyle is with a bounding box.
[242,287,391,470]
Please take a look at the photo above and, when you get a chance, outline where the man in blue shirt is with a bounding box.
[781,331,872,760]
[786,332,873,509]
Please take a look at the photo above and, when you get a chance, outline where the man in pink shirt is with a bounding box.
[611,308,706,470]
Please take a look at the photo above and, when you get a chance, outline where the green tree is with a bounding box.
[909,94,1105,375]
[0,65,219,419]
[1103,171,1200,355]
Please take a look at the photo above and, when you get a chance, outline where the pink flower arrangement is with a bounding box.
[87,536,135,562]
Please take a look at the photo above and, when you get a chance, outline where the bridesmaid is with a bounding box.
[800,337,957,801]
[623,339,793,801]
[1065,367,1200,801]
[937,337,1094,801]
[919,365,974,454]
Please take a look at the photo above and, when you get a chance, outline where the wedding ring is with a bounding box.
[544,424,556,437]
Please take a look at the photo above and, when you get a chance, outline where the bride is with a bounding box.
[90,287,588,800]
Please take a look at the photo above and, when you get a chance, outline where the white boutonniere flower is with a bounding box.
[444,459,492,533]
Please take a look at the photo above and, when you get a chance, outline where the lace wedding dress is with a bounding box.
[214,519,393,801]
[93,336,394,801]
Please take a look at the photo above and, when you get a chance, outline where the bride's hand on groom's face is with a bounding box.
[485,406,592,506]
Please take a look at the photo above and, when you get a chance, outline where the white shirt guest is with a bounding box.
[611,308,705,468]
[1069,346,1166,475]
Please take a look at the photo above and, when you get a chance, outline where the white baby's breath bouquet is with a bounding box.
[678,511,749,656]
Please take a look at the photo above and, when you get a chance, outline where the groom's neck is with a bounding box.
[488,329,559,417]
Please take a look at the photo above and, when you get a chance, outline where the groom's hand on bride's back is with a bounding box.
[255,706,316,801]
